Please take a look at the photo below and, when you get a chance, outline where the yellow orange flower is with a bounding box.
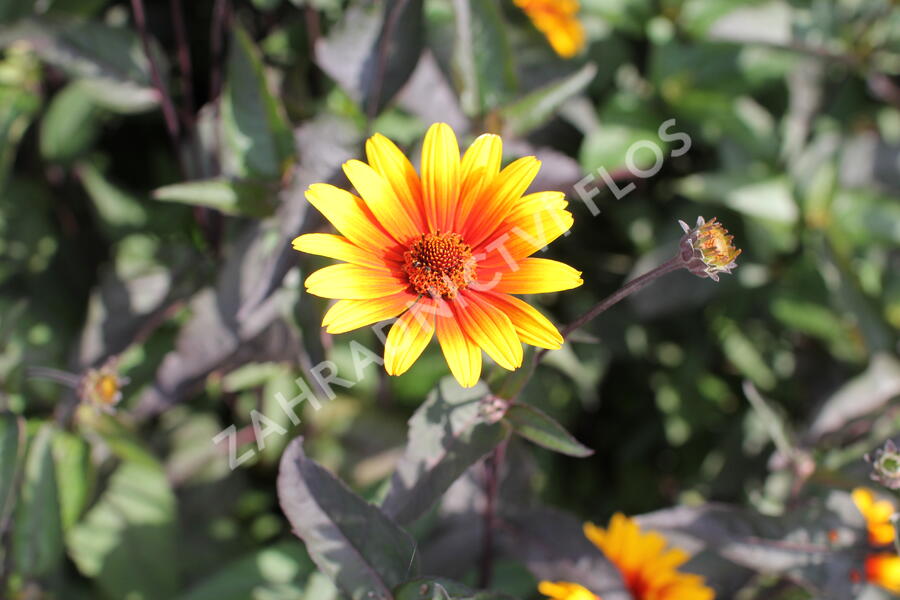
[866,554,900,593]
[77,361,127,412]
[539,581,597,600]
[539,514,714,600]
[293,123,582,388]
[514,0,585,59]
[852,487,896,547]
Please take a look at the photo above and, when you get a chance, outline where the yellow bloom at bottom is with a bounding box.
[852,487,896,546]
[866,554,900,593]
[540,513,714,600]
[539,581,597,600]
[514,0,585,58]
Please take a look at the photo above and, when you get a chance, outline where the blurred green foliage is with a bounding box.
[0,0,899,598]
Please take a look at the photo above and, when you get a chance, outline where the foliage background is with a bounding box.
[0,0,899,598]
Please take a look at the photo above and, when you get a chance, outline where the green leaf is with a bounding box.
[0,19,160,113]
[501,63,597,137]
[579,122,663,175]
[176,541,314,600]
[13,423,64,577]
[0,413,24,529]
[0,0,34,21]
[380,377,509,525]
[40,82,106,163]
[277,436,419,600]
[504,403,593,458]
[222,24,295,179]
[452,0,518,116]
[0,49,41,191]
[67,460,179,600]
[153,179,276,218]
[77,159,150,229]
[315,0,425,116]
[51,430,93,531]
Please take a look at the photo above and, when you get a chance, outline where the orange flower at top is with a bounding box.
[514,0,585,58]
[853,487,896,546]
[540,513,714,600]
[292,123,582,388]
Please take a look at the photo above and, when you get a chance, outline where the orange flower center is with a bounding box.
[95,375,120,404]
[403,232,476,299]
[696,218,741,269]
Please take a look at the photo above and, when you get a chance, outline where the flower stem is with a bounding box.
[25,366,81,388]
[532,256,683,368]
[478,439,507,589]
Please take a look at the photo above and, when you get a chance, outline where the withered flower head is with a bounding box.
[678,216,741,282]
[78,360,128,413]
[867,440,900,490]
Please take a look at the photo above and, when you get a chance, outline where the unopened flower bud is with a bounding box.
[678,216,741,282]
[867,440,900,490]
[78,359,128,413]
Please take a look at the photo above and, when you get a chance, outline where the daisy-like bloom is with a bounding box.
[514,0,585,59]
[678,217,741,282]
[865,554,900,593]
[852,487,897,547]
[539,513,714,600]
[293,123,582,388]
[77,360,128,413]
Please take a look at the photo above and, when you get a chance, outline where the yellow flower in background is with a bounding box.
[866,554,900,593]
[853,487,896,546]
[293,123,581,388]
[540,513,714,600]
[539,581,597,600]
[78,360,128,413]
[514,0,585,58]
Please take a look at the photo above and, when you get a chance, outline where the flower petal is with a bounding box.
[479,257,583,294]
[435,310,482,387]
[421,122,460,233]
[292,233,391,270]
[343,159,422,244]
[322,291,417,334]
[305,183,403,261]
[480,292,563,349]
[305,263,408,299]
[384,299,437,376]
[477,207,573,267]
[455,133,502,231]
[452,291,523,371]
[366,133,426,231]
[463,156,541,248]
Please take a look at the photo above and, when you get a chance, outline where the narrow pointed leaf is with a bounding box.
[222,24,295,179]
[504,403,593,458]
